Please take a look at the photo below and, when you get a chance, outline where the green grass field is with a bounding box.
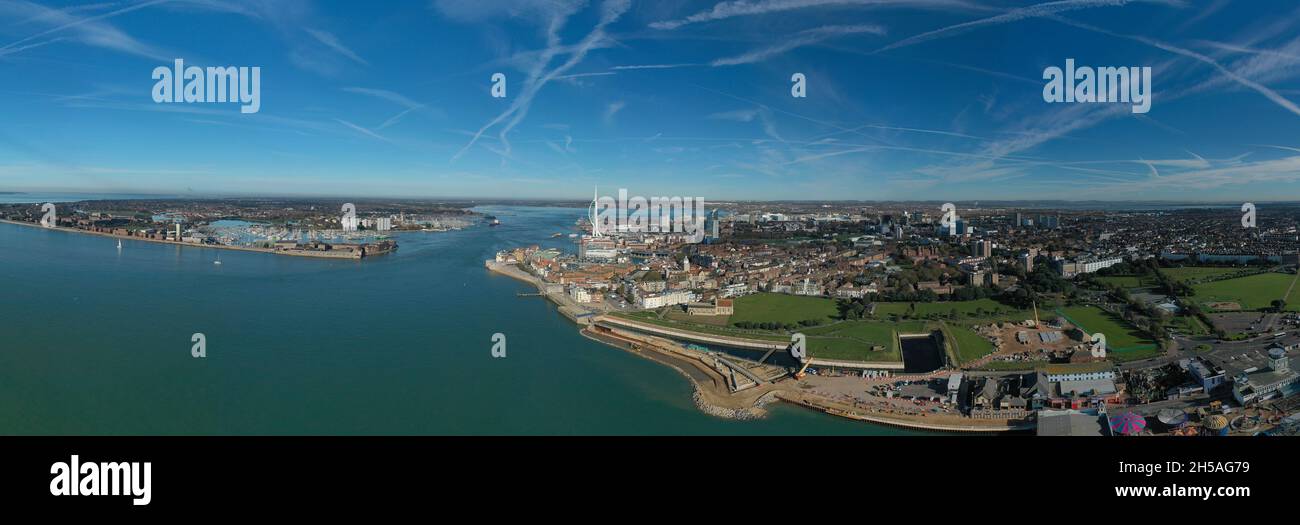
[1058,305,1156,350]
[611,311,790,342]
[1192,272,1300,312]
[943,323,995,365]
[873,298,1033,320]
[729,293,839,325]
[1172,315,1212,336]
[802,321,902,362]
[612,312,904,362]
[1095,275,1155,288]
[1162,267,1249,283]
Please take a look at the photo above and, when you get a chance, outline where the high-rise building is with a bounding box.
[705,209,720,240]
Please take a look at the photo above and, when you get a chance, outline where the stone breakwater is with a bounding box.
[691,390,781,421]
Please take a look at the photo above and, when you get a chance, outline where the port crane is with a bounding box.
[794,358,813,380]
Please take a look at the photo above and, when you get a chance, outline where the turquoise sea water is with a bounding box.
[0,206,914,435]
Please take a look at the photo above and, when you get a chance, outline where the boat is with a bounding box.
[116,239,122,250]
[551,233,563,238]
[489,219,501,227]
[214,254,222,265]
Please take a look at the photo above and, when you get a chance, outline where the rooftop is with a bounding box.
[1042,362,1114,375]
[1037,410,1110,437]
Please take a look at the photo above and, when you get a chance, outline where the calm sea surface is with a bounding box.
[0,206,915,435]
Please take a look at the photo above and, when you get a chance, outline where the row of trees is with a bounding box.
[733,319,824,331]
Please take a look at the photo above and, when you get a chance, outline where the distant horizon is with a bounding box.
[3,187,1298,207]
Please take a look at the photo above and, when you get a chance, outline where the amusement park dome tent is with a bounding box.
[1109,412,1147,435]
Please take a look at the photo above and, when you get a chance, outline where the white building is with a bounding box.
[1045,363,1115,383]
[793,278,823,296]
[568,286,594,303]
[638,290,693,309]
[720,283,751,298]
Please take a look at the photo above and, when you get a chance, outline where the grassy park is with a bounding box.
[1192,272,1299,312]
[1095,275,1156,288]
[612,293,1062,364]
[1161,266,1251,283]
[1058,305,1156,349]
[942,323,996,365]
[729,293,839,325]
[802,321,902,362]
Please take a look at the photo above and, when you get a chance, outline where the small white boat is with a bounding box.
[116,240,122,250]
[214,254,222,265]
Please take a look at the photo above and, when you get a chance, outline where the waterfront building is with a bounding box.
[579,237,618,261]
[638,290,693,309]
[1044,362,1115,383]
[1037,408,1110,436]
[1233,348,1300,404]
[568,286,594,303]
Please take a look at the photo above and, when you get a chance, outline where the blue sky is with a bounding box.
[1,0,1299,201]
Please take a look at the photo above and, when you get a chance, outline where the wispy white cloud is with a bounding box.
[877,0,1181,54]
[0,0,172,60]
[708,109,760,122]
[342,87,419,108]
[334,118,392,143]
[712,24,886,66]
[610,63,700,70]
[556,71,618,80]
[304,28,367,65]
[1074,153,1300,195]
[342,87,445,130]
[1056,17,1300,118]
[1193,40,1300,63]
[453,0,632,161]
[651,0,987,31]
[431,0,587,23]
[603,100,625,125]
[377,107,418,130]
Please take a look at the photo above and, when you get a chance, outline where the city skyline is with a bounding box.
[2,0,1300,201]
